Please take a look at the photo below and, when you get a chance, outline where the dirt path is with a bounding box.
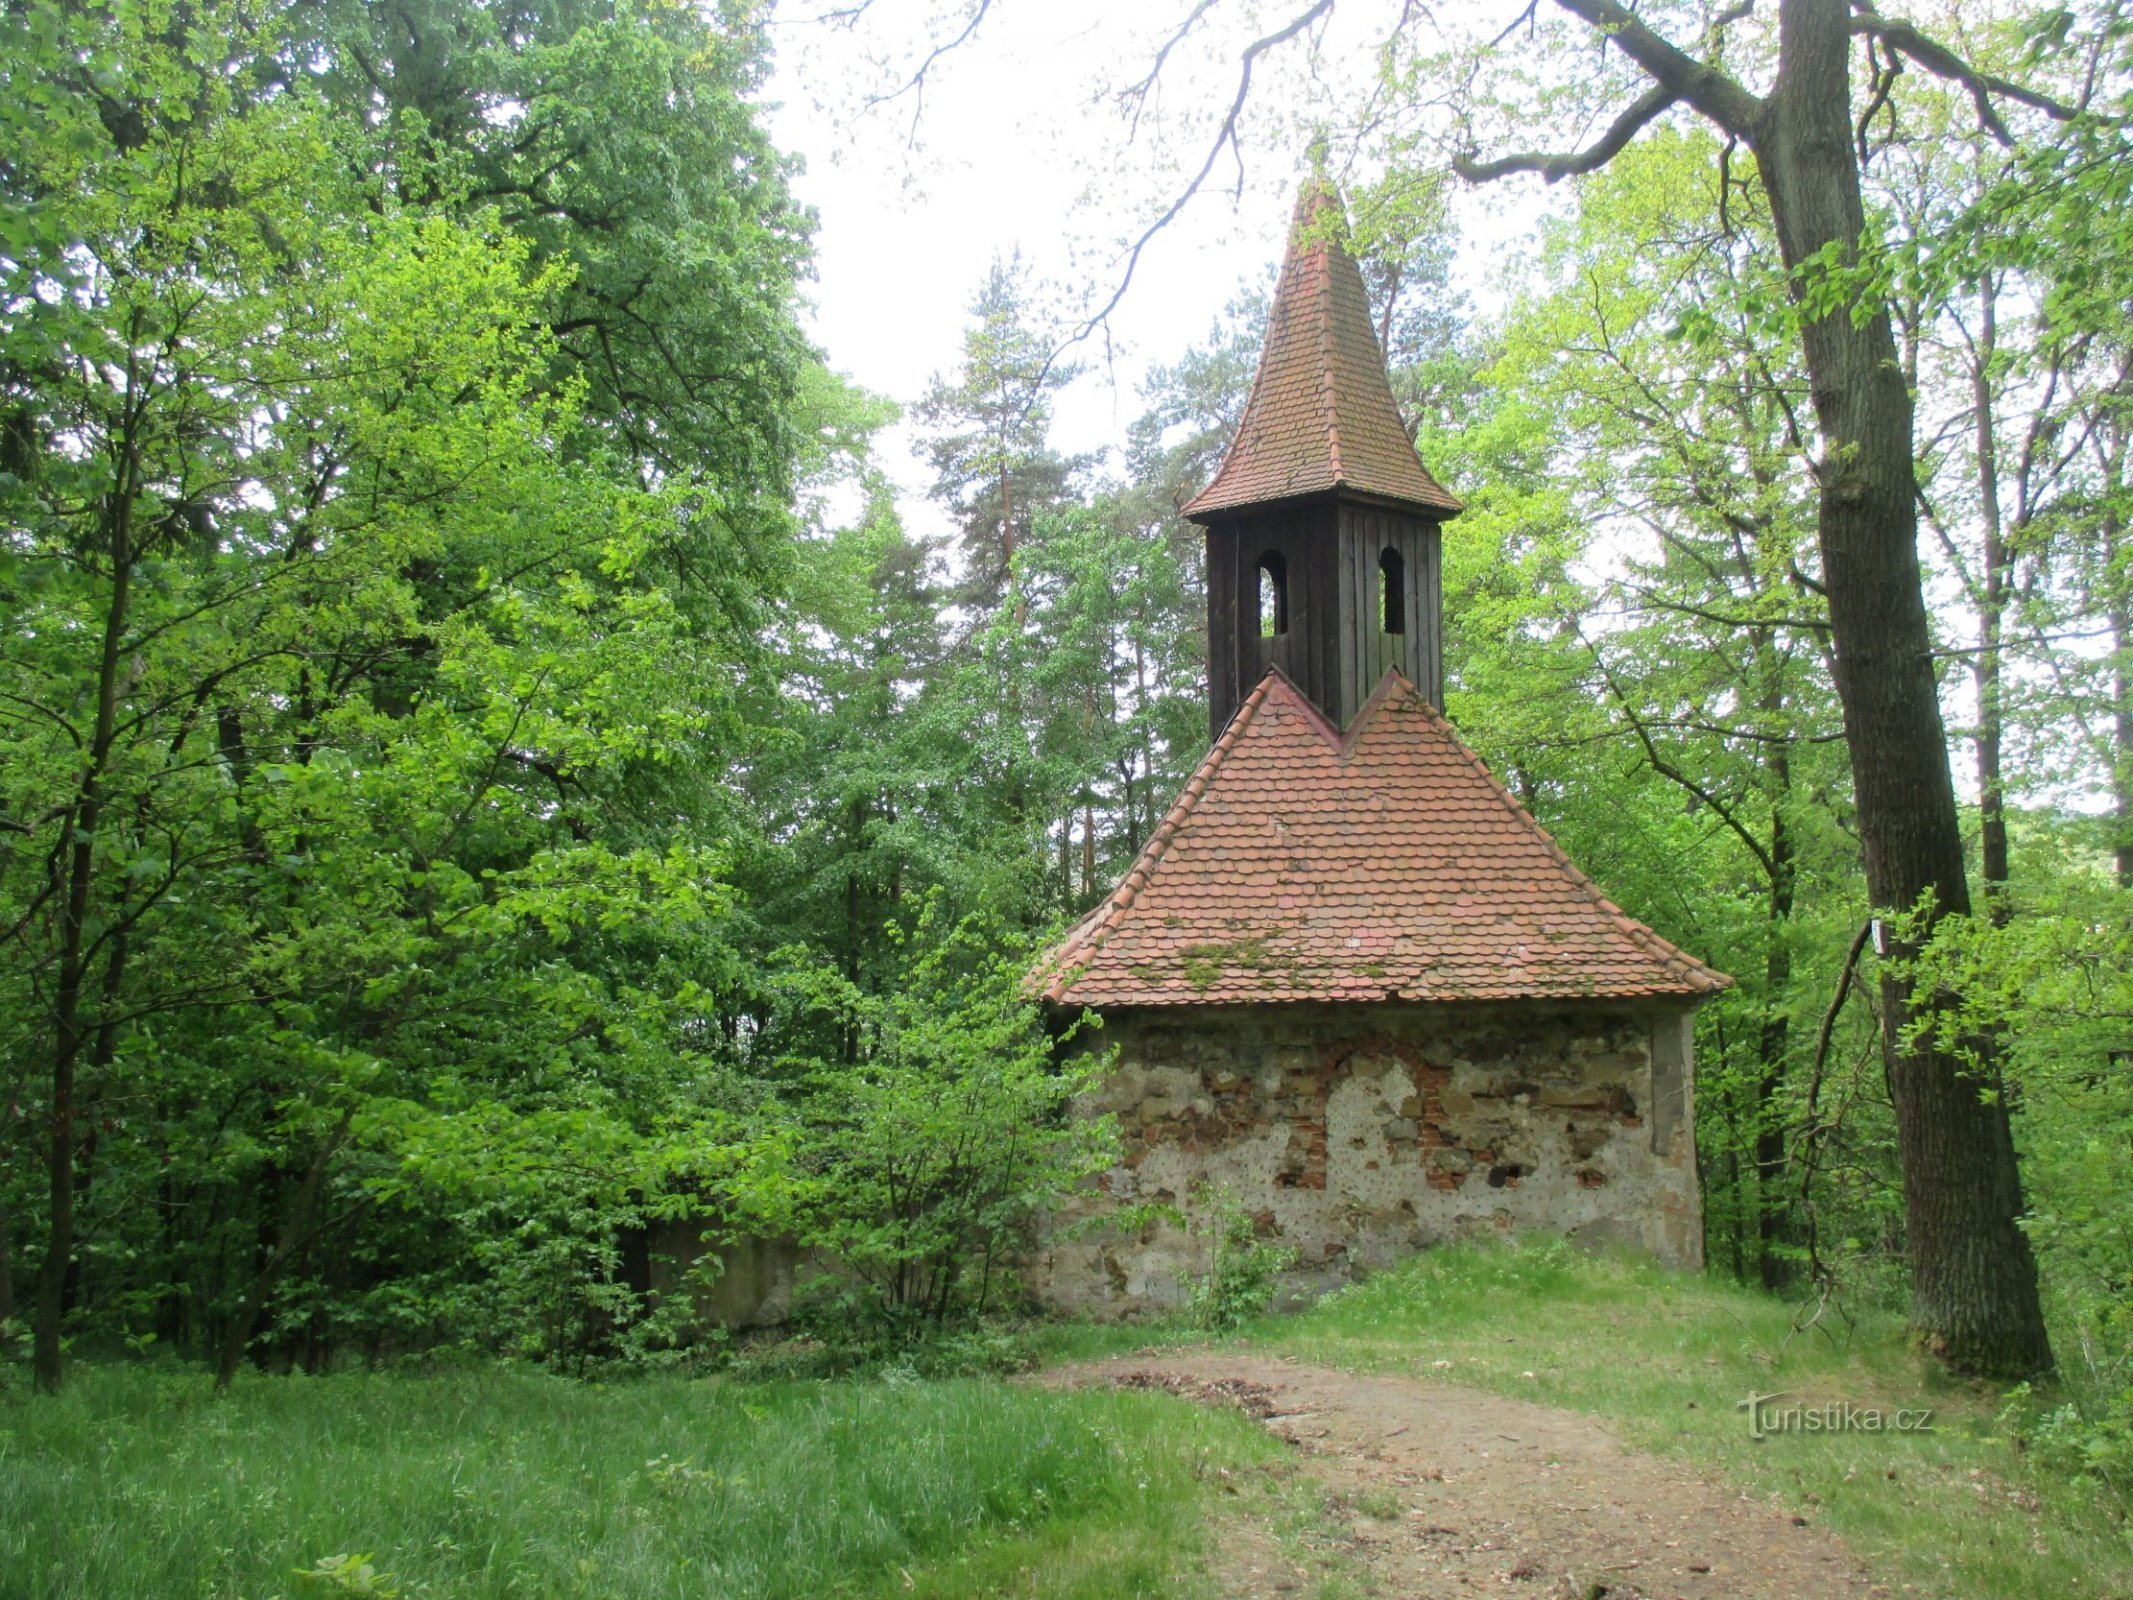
[1045,1352,1886,1599]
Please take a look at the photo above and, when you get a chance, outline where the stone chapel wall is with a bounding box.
[1028,1001,1702,1317]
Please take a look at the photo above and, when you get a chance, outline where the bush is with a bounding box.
[1181,1188,1298,1330]
[781,896,1119,1327]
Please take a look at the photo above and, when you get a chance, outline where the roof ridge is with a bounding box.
[1403,700,1731,994]
[1335,668,1414,756]
[1261,667,1343,751]
[1036,670,1282,1003]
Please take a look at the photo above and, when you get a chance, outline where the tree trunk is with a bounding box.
[1080,803,1097,898]
[2103,468,2132,887]
[1756,0,2049,1375]
[0,1199,14,1330]
[215,1112,351,1389]
[33,444,137,1392]
[1756,756,1796,1290]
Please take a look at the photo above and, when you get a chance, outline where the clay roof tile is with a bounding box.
[1183,183,1463,521]
[1032,670,1732,1008]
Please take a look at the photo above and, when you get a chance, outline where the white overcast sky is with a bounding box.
[759,1,1551,537]
[749,1,2114,816]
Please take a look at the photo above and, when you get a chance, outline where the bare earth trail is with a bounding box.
[1044,1353,1887,1600]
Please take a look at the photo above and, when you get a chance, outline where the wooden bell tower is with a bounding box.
[1185,183,1463,737]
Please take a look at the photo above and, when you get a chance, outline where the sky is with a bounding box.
[744,2,2123,819]
[758,1,1545,537]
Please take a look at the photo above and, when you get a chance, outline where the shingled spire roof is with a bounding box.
[1184,183,1463,521]
[1035,670,1730,1008]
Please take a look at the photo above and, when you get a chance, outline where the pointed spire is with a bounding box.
[1184,182,1462,521]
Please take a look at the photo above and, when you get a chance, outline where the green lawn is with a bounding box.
[1235,1240,2133,1600]
[5,1244,2128,1600]
[0,1363,1276,1600]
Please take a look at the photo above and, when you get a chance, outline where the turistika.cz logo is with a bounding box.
[1737,1391,1934,1441]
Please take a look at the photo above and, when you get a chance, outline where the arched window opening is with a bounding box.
[1257,552,1288,638]
[1379,546,1406,634]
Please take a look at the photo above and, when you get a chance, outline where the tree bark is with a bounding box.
[215,1111,352,1389]
[1080,802,1097,898]
[1969,284,2012,922]
[1754,0,2048,1375]
[2102,456,2132,887]
[1756,753,1796,1291]
[1528,0,2053,1374]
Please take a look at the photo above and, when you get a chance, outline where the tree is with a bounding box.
[1482,128,1856,1288]
[914,255,1087,618]
[0,0,815,1387]
[293,0,815,605]
[1435,0,2071,1377]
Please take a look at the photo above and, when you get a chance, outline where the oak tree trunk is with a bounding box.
[1756,0,2049,1375]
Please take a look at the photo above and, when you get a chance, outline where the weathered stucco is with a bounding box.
[1028,1001,1701,1317]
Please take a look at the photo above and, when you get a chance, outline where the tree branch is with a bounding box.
[1455,82,1679,184]
[1552,0,1764,136]
[1849,8,2083,146]
[1117,0,1223,138]
[1049,1,1333,381]
[866,0,992,107]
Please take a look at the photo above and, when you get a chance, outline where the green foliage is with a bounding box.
[1907,831,2133,1489]
[0,0,813,1381]
[781,897,1119,1325]
[2004,1381,2133,1497]
[295,1553,402,1597]
[1181,1188,1298,1331]
[914,253,1087,613]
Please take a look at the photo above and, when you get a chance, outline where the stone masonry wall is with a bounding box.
[1027,1001,1701,1317]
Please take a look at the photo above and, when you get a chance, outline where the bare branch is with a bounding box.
[1117,0,1223,139]
[1455,82,1679,184]
[1855,32,1902,170]
[1848,8,2083,146]
[1049,0,1333,377]
[1576,621,1779,879]
[1486,0,1540,49]
[864,0,995,135]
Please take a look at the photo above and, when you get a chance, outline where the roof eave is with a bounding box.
[1183,480,1465,526]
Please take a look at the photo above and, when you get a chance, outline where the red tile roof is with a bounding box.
[1036,670,1730,1008]
[1183,183,1463,520]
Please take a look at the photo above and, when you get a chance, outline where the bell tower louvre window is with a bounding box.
[1257,552,1288,637]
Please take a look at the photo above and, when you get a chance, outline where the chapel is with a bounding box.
[1027,183,1729,1315]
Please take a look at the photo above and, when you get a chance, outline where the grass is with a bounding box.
[10,1243,2129,1599]
[1233,1238,2133,1600]
[0,1362,1280,1600]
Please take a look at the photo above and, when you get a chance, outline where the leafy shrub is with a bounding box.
[2002,1382,2133,1498]
[780,896,1119,1327]
[1181,1188,1298,1330]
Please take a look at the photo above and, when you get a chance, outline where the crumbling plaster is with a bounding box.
[1028,1000,1702,1317]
